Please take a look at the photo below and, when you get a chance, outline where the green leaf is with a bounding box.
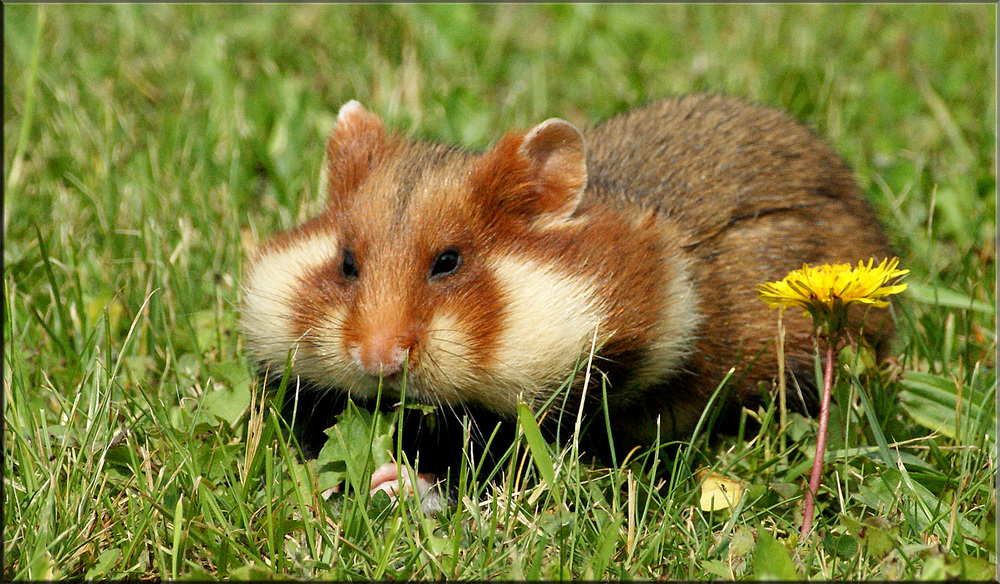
[701,559,731,580]
[730,525,756,557]
[517,402,561,502]
[864,524,896,559]
[201,384,251,427]
[959,554,997,580]
[83,548,121,580]
[317,401,395,494]
[752,528,800,580]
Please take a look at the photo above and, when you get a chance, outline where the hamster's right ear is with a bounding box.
[325,101,388,203]
[472,118,587,226]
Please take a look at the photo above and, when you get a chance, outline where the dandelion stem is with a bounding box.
[777,311,787,455]
[801,338,836,537]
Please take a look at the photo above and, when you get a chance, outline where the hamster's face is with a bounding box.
[240,108,606,415]
[293,146,517,411]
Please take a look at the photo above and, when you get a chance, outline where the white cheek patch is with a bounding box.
[415,312,475,403]
[483,255,605,413]
[290,306,366,392]
[630,257,702,390]
[240,231,341,375]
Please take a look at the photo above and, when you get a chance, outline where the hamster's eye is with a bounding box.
[341,249,359,280]
[430,248,461,278]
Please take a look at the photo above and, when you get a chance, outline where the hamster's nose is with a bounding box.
[351,329,412,377]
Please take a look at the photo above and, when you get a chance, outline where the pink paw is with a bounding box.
[369,462,444,513]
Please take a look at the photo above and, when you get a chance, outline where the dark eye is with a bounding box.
[430,248,461,278]
[341,249,359,279]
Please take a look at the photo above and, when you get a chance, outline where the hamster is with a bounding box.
[240,94,894,486]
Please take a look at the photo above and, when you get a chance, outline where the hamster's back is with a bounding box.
[579,94,894,448]
[584,94,886,247]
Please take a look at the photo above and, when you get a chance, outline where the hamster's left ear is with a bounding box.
[326,101,388,204]
[473,118,587,224]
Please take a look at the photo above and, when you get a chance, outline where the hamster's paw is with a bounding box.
[369,461,444,514]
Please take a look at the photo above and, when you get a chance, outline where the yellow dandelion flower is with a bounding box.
[757,257,908,320]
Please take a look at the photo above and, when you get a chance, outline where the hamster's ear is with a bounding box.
[325,101,387,203]
[473,118,587,224]
[520,119,588,217]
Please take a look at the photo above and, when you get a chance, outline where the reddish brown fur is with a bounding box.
[471,131,549,222]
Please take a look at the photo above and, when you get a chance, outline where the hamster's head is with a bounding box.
[241,101,692,418]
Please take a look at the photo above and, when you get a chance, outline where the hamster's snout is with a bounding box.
[348,327,416,378]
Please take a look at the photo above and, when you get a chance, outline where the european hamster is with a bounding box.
[241,94,894,486]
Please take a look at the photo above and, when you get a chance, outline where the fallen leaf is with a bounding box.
[697,469,744,512]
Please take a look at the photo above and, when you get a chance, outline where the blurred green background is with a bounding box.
[5,5,995,266]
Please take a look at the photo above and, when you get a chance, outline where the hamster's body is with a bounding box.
[241,94,894,472]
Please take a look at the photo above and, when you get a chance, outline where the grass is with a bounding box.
[4,4,996,580]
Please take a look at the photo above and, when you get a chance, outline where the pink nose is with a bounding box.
[354,329,411,376]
